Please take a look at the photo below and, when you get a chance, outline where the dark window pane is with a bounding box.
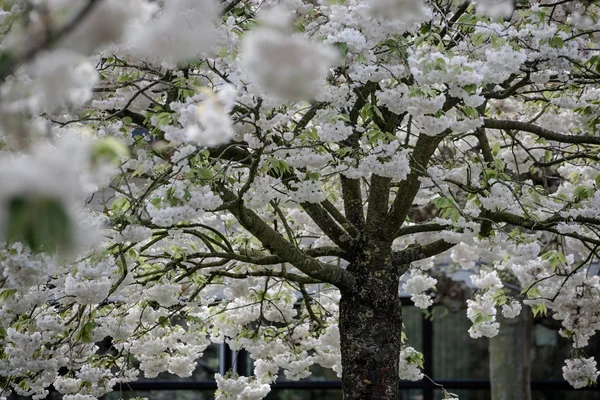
[403,305,423,352]
[531,324,600,381]
[431,305,489,380]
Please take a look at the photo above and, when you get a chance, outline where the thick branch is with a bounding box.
[366,175,392,240]
[301,202,354,251]
[483,119,600,145]
[340,175,365,231]
[395,223,451,236]
[322,199,359,238]
[392,239,456,265]
[485,211,600,246]
[476,116,494,236]
[386,134,444,237]
[482,75,530,99]
[219,187,355,290]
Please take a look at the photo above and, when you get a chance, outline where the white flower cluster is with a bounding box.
[368,0,430,22]
[399,346,424,381]
[378,85,446,117]
[0,243,56,289]
[64,257,118,305]
[19,50,98,113]
[288,180,325,204]
[146,184,223,227]
[241,176,283,209]
[481,46,528,85]
[59,0,147,54]
[162,85,237,147]
[0,133,116,253]
[471,271,502,291]
[408,48,481,87]
[403,271,437,309]
[276,148,333,171]
[319,0,431,56]
[562,357,600,389]
[215,374,271,400]
[501,300,522,319]
[143,281,182,308]
[126,0,218,66]
[467,290,500,339]
[499,134,545,173]
[340,141,410,181]
[116,225,153,243]
[241,28,337,101]
[474,0,514,20]
[479,181,523,215]
[318,121,353,143]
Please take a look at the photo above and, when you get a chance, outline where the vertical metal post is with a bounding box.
[221,344,250,377]
[422,307,434,400]
[235,349,250,376]
[219,342,233,376]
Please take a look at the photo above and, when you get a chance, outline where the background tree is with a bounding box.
[1,1,600,400]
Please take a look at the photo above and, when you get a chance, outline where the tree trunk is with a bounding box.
[489,305,532,400]
[339,254,402,400]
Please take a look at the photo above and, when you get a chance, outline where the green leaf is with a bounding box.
[17,380,29,391]
[464,84,478,95]
[332,42,348,57]
[266,157,290,176]
[111,198,132,212]
[456,12,477,25]
[549,36,564,49]
[91,137,129,167]
[6,196,73,253]
[0,50,15,79]
[462,106,479,119]
[0,289,17,301]
[531,303,548,317]
[372,105,385,121]
[491,142,501,156]
[573,185,589,199]
[76,322,95,343]
[197,168,213,180]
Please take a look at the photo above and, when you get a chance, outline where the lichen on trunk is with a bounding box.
[339,248,403,400]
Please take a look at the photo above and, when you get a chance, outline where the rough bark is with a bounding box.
[489,305,533,400]
[339,242,402,400]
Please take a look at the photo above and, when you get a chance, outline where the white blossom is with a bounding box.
[562,358,600,389]
[241,28,337,101]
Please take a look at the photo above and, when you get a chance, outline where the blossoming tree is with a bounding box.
[1,0,600,399]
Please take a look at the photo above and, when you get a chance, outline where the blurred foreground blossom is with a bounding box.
[126,0,218,66]
[475,0,515,20]
[240,28,338,101]
[0,134,124,254]
[368,0,431,21]
[1,50,98,114]
[58,0,147,54]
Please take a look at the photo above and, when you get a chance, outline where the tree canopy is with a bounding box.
[1,0,600,399]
